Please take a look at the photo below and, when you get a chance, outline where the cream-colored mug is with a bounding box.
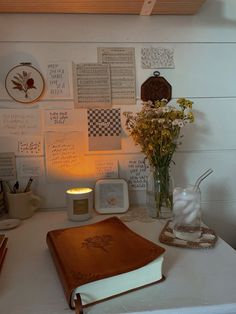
[7,191,41,219]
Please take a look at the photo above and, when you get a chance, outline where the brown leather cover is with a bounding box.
[46,217,165,310]
[0,237,8,272]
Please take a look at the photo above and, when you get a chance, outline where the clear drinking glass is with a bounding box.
[173,185,201,241]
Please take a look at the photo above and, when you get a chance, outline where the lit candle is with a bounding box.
[66,187,93,221]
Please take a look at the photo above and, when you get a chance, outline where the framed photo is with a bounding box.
[95,178,129,214]
[5,63,45,104]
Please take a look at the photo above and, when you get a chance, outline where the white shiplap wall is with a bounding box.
[0,0,236,248]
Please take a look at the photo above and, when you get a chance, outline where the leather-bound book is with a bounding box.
[46,217,165,313]
[0,235,8,272]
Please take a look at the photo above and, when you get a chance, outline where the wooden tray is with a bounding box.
[159,220,217,249]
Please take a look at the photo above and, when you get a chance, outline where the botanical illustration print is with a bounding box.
[11,71,36,99]
[81,235,114,253]
[99,183,124,209]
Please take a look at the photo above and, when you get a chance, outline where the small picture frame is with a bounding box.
[5,63,45,104]
[95,178,129,214]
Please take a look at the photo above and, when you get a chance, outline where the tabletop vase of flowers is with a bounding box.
[124,98,194,219]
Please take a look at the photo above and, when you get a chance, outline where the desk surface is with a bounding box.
[1,210,236,314]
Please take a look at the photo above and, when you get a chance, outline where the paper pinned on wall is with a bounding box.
[0,109,41,136]
[73,63,112,109]
[17,136,43,156]
[94,159,118,179]
[46,61,70,98]
[120,158,149,190]
[141,47,175,69]
[45,131,84,180]
[88,108,122,151]
[17,157,44,177]
[98,47,136,105]
[0,152,17,181]
[44,109,75,130]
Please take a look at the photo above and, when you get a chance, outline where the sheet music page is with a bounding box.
[98,47,136,105]
[0,152,17,181]
[73,63,111,108]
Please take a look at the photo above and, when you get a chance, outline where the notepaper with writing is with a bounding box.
[0,109,41,136]
[17,136,43,156]
[44,109,74,130]
[47,61,70,98]
[141,47,175,69]
[0,152,17,180]
[45,131,84,180]
[17,157,44,177]
[94,159,118,179]
[121,158,149,190]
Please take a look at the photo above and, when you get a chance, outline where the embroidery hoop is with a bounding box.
[5,63,45,104]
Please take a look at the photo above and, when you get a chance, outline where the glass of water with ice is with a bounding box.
[173,185,201,241]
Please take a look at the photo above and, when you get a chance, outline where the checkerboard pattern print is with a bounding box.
[88,108,121,137]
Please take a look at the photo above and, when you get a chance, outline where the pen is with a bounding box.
[13,181,19,193]
[5,181,14,193]
[24,177,33,192]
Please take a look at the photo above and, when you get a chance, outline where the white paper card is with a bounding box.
[94,159,118,179]
[17,157,44,177]
[47,61,70,98]
[0,109,41,136]
[45,131,84,180]
[17,136,43,156]
[44,109,74,130]
[121,158,149,190]
[141,47,175,69]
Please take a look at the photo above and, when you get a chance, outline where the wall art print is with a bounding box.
[5,63,45,104]
[87,108,122,151]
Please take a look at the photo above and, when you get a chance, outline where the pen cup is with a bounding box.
[7,191,41,219]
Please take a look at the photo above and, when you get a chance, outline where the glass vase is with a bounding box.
[146,166,173,219]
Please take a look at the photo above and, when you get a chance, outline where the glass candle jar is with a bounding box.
[66,188,93,221]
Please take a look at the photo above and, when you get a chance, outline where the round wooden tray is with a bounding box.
[159,220,217,249]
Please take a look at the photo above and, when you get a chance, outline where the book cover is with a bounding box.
[46,216,165,312]
[0,237,8,272]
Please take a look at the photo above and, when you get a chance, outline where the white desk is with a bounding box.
[1,210,236,314]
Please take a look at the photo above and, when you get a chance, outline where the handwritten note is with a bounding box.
[17,137,43,156]
[17,157,44,177]
[45,131,84,180]
[141,47,175,69]
[44,109,74,129]
[47,61,70,98]
[94,159,118,179]
[0,109,41,136]
[122,159,149,190]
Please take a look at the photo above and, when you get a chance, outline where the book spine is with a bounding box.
[46,232,75,309]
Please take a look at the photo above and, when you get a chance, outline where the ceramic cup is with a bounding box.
[7,191,41,219]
